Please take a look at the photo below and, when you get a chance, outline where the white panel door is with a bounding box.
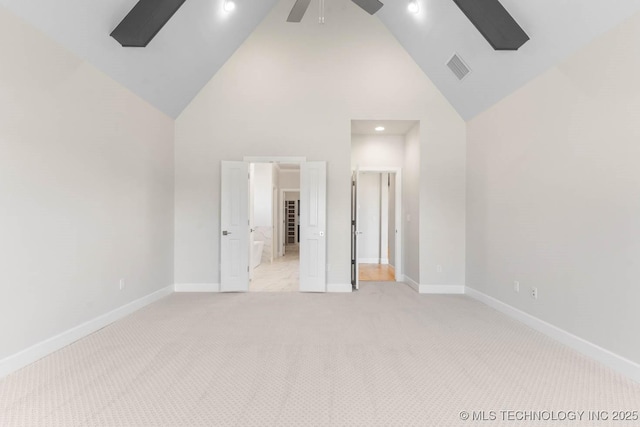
[220,161,250,292]
[300,161,327,292]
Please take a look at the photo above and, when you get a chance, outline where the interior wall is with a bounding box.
[403,124,421,284]
[278,170,300,189]
[252,163,273,226]
[358,173,382,263]
[0,8,174,361]
[252,163,274,263]
[271,167,279,259]
[174,0,466,288]
[467,12,640,364]
[351,135,405,169]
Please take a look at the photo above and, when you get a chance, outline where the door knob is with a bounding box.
[222,230,232,236]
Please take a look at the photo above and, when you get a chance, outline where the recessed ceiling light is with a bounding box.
[375,126,385,132]
[223,0,236,13]
[408,1,420,14]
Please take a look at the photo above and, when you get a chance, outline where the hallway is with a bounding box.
[249,246,299,292]
[359,263,395,281]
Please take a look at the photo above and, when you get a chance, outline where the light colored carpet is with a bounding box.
[1,283,639,426]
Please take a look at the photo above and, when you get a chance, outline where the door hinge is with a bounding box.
[247,266,249,272]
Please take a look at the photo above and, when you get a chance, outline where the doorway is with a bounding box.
[220,159,327,293]
[249,163,300,292]
[351,168,402,289]
[350,119,418,290]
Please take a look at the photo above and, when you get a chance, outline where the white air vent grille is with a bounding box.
[447,54,471,81]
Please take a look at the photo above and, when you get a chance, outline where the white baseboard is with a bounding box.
[381,258,389,265]
[402,277,464,295]
[327,283,352,293]
[465,287,640,384]
[0,285,173,380]
[402,275,420,292]
[174,283,220,292]
[419,284,465,294]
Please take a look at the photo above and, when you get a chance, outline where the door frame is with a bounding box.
[228,156,324,292]
[353,166,403,282]
[280,188,300,256]
[244,156,305,259]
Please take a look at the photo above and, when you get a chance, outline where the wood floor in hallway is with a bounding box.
[359,263,395,281]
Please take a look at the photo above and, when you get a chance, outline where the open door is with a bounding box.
[299,161,326,292]
[220,161,250,292]
[351,169,361,290]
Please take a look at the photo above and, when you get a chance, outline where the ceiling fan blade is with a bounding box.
[351,0,384,15]
[287,0,313,22]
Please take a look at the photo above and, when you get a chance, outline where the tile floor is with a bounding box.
[249,245,299,292]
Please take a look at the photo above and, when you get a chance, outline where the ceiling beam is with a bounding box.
[110,0,187,47]
[452,0,529,51]
[351,0,384,16]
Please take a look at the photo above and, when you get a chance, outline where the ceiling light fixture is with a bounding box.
[375,126,385,132]
[223,0,236,13]
[408,1,420,14]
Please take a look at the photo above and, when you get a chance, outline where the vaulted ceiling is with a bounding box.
[2,0,640,119]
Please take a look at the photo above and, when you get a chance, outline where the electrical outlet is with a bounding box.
[514,281,520,293]
[119,279,125,290]
[436,265,443,273]
[530,287,538,300]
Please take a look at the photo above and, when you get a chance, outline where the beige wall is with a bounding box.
[351,135,405,170]
[467,12,640,364]
[0,8,174,361]
[174,0,466,288]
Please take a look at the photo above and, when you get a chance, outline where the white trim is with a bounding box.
[357,166,402,173]
[244,156,306,164]
[402,275,420,292]
[465,287,640,384]
[0,285,173,380]
[419,284,465,294]
[327,283,352,293]
[381,258,389,265]
[174,283,220,292]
